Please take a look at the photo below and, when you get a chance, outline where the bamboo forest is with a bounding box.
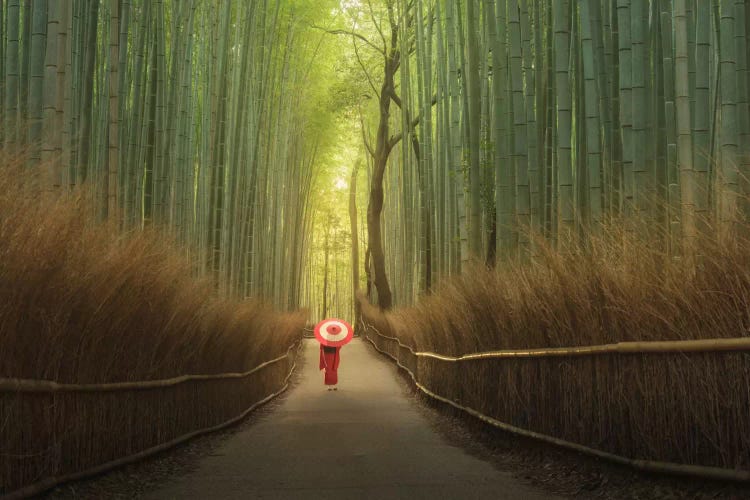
[2,0,750,498]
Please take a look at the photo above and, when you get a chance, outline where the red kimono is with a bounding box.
[319,345,341,385]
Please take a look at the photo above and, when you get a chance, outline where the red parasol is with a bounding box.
[314,318,353,347]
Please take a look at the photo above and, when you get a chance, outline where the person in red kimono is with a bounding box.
[319,344,341,390]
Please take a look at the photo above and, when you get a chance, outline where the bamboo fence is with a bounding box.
[363,324,750,482]
[0,342,301,498]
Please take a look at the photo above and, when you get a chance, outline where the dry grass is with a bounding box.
[0,157,305,494]
[0,160,305,384]
[372,223,750,356]
[360,221,750,471]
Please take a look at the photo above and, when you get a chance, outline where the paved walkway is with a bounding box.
[147,339,557,499]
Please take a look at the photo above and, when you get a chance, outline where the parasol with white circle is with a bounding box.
[314,318,353,347]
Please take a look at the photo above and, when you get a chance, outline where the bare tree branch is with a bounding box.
[387,1,397,40]
[359,109,375,158]
[365,0,387,51]
[390,91,403,109]
[390,91,436,111]
[352,36,381,100]
[388,93,438,150]
[310,24,385,56]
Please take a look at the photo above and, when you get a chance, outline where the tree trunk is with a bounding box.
[366,6,400,311]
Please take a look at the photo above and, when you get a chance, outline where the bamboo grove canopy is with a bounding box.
[338,0,750,309]
[1,0,338,311]
[1,0,750,312]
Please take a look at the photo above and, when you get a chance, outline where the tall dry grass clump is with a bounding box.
[382,224,750,355]
[360,222,750,473]
[0,159,305,495]
[0,161,304,383]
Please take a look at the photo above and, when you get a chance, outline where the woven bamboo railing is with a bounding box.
[369,327,750,359]
[364,324,750,483]
[1,342,301,499]
[0,351,296,393]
